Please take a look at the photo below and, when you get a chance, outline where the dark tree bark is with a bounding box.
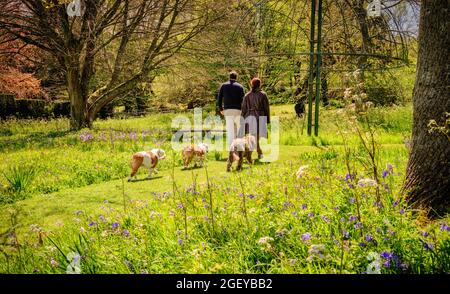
[403,0,450,216]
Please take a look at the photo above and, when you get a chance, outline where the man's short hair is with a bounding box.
[229,71,238,80]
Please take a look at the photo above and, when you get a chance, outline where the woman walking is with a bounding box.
[241,78,270,160]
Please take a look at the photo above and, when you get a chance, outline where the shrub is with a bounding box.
[365,73,405,106]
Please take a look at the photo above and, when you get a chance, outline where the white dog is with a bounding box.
[128,148,166,182]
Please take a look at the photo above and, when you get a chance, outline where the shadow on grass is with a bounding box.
[128,176,163,182]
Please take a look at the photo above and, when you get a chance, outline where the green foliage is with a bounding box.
[0,104,448,274]
[365,72,406,106]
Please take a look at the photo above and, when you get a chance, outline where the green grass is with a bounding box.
[0,104,449,274]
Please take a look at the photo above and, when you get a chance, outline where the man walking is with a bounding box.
[217,71,245,150]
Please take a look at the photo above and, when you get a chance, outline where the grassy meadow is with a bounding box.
[0,104,449,274]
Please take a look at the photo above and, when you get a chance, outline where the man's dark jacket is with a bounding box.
[217,80,245,111]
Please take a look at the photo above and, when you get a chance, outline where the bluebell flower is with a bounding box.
[349,215,357,223]
[341,229,349,239]
[345,173,352,182]
[358,242,366,247]
[307,212,314,219]
[301,233,311,241]
[178,239,184,246]
[99,215,106,222]
[321,215,330,223]
[292,211,299,217]
[380,252,392,259]
[383,260,390,268]
[382,170,389,178]
[420,240,434,251]
[399,208,405,215]
[354,222,363,229]
[440,223,449,231]
[422,231,429,238]
[301,204,307,210]
[248,194,255,199]
[365,234,374,242]
[111,222,119,230]
[122,229,130,237]
[349,197,356,204]
[392,200,399,207]
[340,217,345,223]
[88,221,97,227]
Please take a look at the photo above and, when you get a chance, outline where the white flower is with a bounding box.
[358,178,378,187]
[295,165,309,179]
[257,236,274,245]
[50,258,59,268]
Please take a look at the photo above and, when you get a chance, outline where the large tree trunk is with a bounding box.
[403,0,450,216]
[66,64,86,130]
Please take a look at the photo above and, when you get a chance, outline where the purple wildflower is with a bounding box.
[421,240,434,251]
[301,233,311,241]
[122,229,130,237]
[292,211,299,217]
[283,201,293,207]
[321,215,330,223]
[365,234,374,242]
[349,215,357,223]
[80,133,94,142]
[348,183,355,189]
[111,222,119,230]
[341,229,349,239]
[383,260,391,268]
[358,242,366,247]
[176,203,184,210]
[178,239,184,246]
[307,212,314,219]
[349,197,356,204]
[382,170,389,178]
[248,194,255,199]
[99,215,106,222]
[392,200,399,207]
[399,208,405,215]
[301,204,308,210]
[88,221,97,227]
[354,222,363,229]
[129,132,137,141]
[340,217,345,223]
[373,201,384,208]
[440,223,449,231]
[345,173,352,182]
[422,231,429,238]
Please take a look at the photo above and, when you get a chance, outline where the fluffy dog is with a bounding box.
[182,143,208,169]
[227,135,256,172]
[128,148,166,182]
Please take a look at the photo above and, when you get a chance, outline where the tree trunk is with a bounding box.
[67,66,86,130]
[403,0,450,216]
